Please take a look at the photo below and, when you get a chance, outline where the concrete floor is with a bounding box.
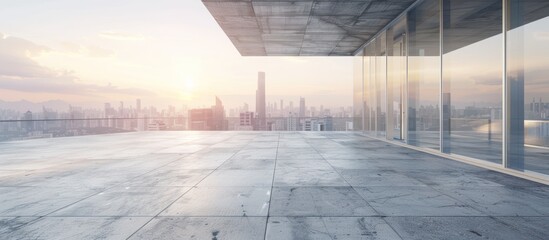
[0,131,547,240]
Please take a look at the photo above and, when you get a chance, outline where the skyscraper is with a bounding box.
[212,96,228,130]
[136,99,141,114]
[119,101,124,116]
[280,99,284,116]
[188,97,227,131]
[255,71,266,130]
[23,110,33,132]
[104,103,112,117]
[299,97,306,118]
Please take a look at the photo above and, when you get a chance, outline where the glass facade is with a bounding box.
[507,0,549,175]
[354,0,549,180]
[387,17,407,141]
[353,50,364,131]
[365,43,376,136]
[407,0,440,149]
[363,48,372,134]
[442,0,503,163]
[376,33,388,138]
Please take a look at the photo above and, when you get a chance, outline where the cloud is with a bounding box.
[0,34,155,97]
[99,31,146,41]
[59,42,82,54]
[58,42,115,58]
[86,45,115,58]
[0,34,52,78]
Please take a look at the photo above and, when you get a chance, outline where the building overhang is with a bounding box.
[202,0,417,56]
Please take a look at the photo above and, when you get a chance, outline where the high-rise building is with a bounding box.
[136,99,141,114]
[137,113,147,131]
[289,101,294,116]
[238,112,254,131]
[119,101,124,116]
[212,96,228,131]
[255,71,266,130]
[287,112,298,131]
[299,97,306,118]
[280,99,284,116]
[22,110,33,132]
[188,108,213,130]
[188,97,227,131]
[104,103,112,117]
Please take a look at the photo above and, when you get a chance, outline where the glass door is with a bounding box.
[388,18,407,141]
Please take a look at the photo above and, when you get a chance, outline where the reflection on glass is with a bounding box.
[387,17,407,141]
[442,0,503,163]
[365,43,377,136]
[507,0,549,175]
[363,49,371,133]
[376,33,387,137]
[353,50,364,131]
[407,0,440,149]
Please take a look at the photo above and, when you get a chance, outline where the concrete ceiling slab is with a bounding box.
[203,0,417,56]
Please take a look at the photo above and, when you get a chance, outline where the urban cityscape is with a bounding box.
[0,1,548,239]
[0,72,354,141]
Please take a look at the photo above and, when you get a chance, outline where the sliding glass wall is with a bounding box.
[507,0,549,175]
[376,33,388,138]
[407,0,440,149]
[442,0,503,163]
[353,50,364,131]
[364,43,376,136]
[387,17,407,141]
[354,0,549,180]
[363,48,372,134]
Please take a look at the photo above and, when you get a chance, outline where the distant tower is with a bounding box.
[104,103,111,117]
[299,97,306,118]
[256,72,266,130]
[136,99,141,113]
[289,101,294,113]
[119,101,124,116]
[212,96,227,130]
[280,99,284,116]
[23,110,33,132]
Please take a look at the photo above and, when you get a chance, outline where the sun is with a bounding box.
[185,77,195,91]
[178,77,196,101]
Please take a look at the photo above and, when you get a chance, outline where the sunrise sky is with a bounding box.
[0,0,353,109]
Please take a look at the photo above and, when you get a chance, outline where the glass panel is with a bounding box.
[353,50,364,131]
[442,0,503,163]
[365,43,377,136]
[507,0,549,175]
[363,48,371,133]
[407,0,441,149]
[387,17,407,141]
[376,33,387,137]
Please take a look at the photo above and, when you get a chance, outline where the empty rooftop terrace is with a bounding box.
[0,132,548,239]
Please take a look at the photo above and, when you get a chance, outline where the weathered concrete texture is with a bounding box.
[202,0,416,56]
[0,131,547,239]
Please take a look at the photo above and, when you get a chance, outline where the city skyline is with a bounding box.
[0,70,353,122]
[0,1,353,108]
[0,1,547,239]
[0,93,355,142]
